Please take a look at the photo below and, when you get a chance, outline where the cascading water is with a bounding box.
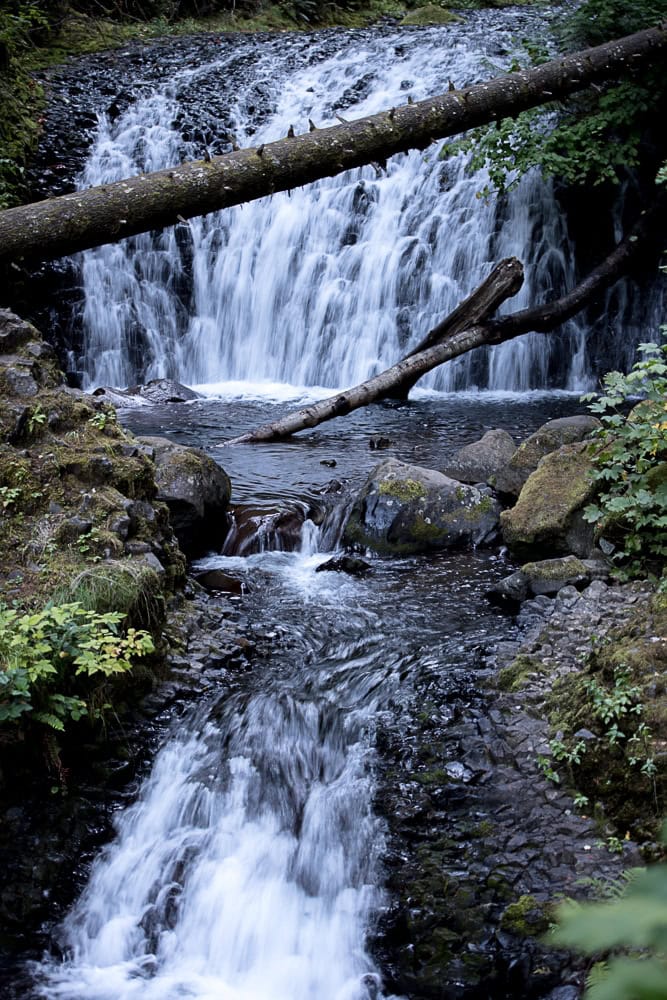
[72,11,594,394]
[34,526,388,1000]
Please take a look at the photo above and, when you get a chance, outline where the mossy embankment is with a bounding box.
[500,584,667,854]
[0,309,187,781]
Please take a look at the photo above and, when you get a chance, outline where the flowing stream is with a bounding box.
[20,7,660,998]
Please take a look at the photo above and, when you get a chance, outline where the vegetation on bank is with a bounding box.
[0,312,185,779]
[444,0,667,193]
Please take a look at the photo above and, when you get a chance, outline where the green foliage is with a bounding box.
[582,341,667,582]
[0,602,154,731]
[444,0,667,192]
[538,663,659,813]
[551,833,667,999]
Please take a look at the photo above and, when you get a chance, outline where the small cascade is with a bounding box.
[32,508,406,1000]
[70,10,618,395]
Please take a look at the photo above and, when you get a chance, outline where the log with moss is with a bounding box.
[0,23,665,265]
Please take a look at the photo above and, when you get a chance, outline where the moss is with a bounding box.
[521,556,587,581]
[401,4,462,24]
[542,592,667,849]
[378,477,426,502]
[497,653,547,692]
[500,444,596,556]
[500,895,551,937]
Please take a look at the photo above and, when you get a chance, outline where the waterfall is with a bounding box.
[32,540,408,1000]
[72,12,599,394]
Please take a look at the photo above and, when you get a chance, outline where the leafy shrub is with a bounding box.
[582,340,667,583]
[551,833,667,999]
[0,602,154,731]
[444,0,667,192]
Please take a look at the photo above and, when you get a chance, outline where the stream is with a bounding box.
[6,5,659,997]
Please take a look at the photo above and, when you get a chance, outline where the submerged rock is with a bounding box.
[344,458,500,555]
[315,555,372,576]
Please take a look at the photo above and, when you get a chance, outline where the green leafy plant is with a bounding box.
[26,403,47,436]
[550,828,667,999]
[441,0,667,193]
[0,602,154,732]
[582,340,667,582]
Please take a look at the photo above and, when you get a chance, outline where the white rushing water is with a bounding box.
[35,529,402,1000]
[74,14,594,393]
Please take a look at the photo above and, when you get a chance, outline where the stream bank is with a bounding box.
[0,319,664,997]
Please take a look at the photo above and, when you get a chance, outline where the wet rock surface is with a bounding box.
[137,434,232,558]
[373,578,649,999]
[344,458,500,554]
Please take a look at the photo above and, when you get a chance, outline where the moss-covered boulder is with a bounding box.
[137,436,231,558]
[344,458,500,555]
[500,443,597,560]
[494,415,600,498]
[401,5,463,26]
[488,555,595,605]
[0,310,185,613]
[441,428,516,485]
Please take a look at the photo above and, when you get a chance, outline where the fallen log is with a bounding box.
[224,258,524,444]
[0,24,665,265]
[223,200,663,445]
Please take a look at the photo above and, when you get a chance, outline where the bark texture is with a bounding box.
[224,201,663,444]
[0,24,665,265]
[225,259,524,444]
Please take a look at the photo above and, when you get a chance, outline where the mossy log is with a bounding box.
[0,24,665,265]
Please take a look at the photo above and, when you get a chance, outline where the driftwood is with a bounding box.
[224,201,664,445]
[225,259,524,444]
[0,24,665,266]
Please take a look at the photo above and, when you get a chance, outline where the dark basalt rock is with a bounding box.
[442,428,516,485]
[137,435,232,559]
[344,458,500,555]
[315,555,372,576]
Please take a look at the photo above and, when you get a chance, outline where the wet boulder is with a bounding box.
[222,505,307,556]
[488,555,595,605]
[442,429,516,485]
[315,555,372,576]
[494,415,600,498]
[500,443,597,560]
[343,458,500,555]
[137,436,231,558]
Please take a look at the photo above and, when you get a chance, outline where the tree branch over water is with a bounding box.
[0,23,665,265]
[224,201,665,443]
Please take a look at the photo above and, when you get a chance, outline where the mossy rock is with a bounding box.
[401,5,462,25]
[344,458,499,555]
[495,416,601,498]
[500,443,597,560]
[544,590,666,847]
[497,654,548,692]
[500,895,551,937]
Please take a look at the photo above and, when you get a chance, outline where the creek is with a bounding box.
[6,6,657,998]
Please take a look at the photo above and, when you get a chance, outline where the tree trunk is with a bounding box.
[0,24,665,266]
[225,259,524,444]
[223,200,663,445]
[384,252,529,399]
